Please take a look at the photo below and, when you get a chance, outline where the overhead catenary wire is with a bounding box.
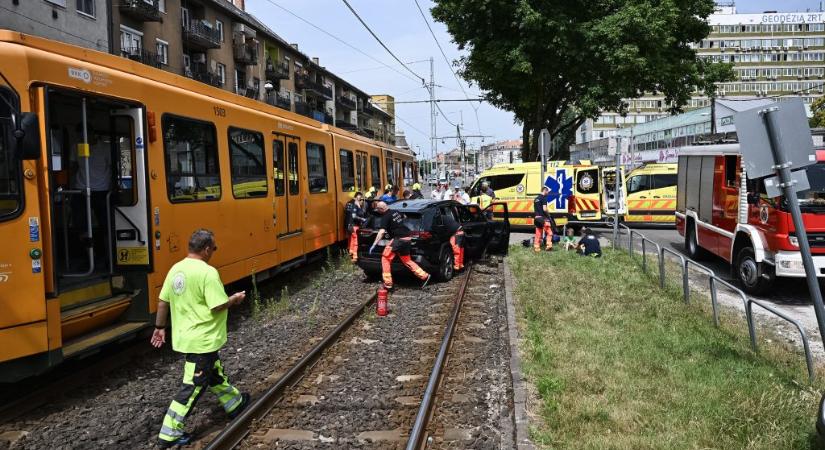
[411,0,483,135]
[338,0,459,129]
[260,0,422,85]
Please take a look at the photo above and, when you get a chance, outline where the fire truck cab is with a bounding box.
[676,143,825,294]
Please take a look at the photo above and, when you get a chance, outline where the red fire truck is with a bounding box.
[675,143,825,294]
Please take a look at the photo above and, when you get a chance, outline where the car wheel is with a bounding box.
[437,248,454,282]
[685,221,708,261]
[736,247,772,295]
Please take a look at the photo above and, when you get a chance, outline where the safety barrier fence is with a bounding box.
[560,220,816,382]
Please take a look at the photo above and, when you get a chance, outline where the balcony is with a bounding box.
[186,64,223,88]
[233,42,258,66]
[121,47,162,68]
[119,0,162,22]
[265,60,290,81]
[337,120,358,132]
[294,100,312,117]
[336,95,356,110]
[360,102,376,116]
[183,20,222,50]
[244,87,260,100]
[295,73,333,99]
[266,92,291,110]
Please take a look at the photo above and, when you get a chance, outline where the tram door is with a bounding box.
[272,134,303,262]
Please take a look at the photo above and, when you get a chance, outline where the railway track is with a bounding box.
[201,262,492,450]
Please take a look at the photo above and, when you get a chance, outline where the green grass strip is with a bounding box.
[508,247,821,449]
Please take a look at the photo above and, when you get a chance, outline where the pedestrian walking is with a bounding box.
[345,192,367,262]
[533,186,555,252]
[369,201,431,289]
[152,229,250,448]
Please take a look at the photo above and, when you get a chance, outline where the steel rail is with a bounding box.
[405,263,474,450]
[204,293,376,450]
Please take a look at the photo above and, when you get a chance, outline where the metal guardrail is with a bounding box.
[604,225,816,383]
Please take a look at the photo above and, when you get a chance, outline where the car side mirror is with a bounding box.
[12,112,41,160]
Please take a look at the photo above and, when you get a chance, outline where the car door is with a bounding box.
[483,202,510,254]
[458,203,486,256]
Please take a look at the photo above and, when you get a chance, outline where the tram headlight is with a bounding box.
[778,259,804,271]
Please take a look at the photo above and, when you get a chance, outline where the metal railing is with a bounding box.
[609,224,816,382]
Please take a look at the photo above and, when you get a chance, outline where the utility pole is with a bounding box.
[429,57,438,179]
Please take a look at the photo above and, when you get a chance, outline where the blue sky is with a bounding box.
[245,1,825,157]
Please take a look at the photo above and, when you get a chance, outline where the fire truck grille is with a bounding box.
[807,233,825,248]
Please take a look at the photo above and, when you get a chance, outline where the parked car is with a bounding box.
[356,199,510,282]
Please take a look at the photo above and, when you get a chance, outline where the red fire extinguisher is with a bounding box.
[377,285,389,316]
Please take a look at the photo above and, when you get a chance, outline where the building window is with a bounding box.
[370,155,380,189]
[216,20,225,43]
[339,149,355,191]
[162,115,221,202]
[217,63,226,86]
[76,0,94,16]
[288,142,299,195]
[228,128,267,199]
[120,26,143,56]
[306,143,328,193]
[156,39,169,65]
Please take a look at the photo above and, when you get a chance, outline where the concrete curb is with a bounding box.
[503,260,534,450]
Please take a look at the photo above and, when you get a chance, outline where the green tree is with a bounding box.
[810,96,825,129]
[431,0,718,161]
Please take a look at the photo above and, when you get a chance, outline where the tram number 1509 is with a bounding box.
[213,106,227,117]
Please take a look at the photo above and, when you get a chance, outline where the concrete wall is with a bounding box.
[5,0,109,52]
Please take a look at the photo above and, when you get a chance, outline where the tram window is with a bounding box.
[356,152,368,192]
[228,128,266,199]
[339,149,355,191]
[0,89,21,220]
[162,115,221,202]
[370,155,381,189]
[306,142,327,194]
[386,158,394,187]
[115,116,136,206]
[288,141,299,195]
[273,140,285,196]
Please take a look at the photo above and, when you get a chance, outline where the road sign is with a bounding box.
[734,98,815,178]
[539,129,551,156]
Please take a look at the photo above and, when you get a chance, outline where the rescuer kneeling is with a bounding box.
[151,229,250,448]
[370,201,431,289]
[533,186,555,252]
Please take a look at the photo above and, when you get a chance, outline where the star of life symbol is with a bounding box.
[545,169,573,209]
[172,272,186,295]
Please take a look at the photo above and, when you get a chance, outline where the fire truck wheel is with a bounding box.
[736,247,771,295]
[685,222,708,261]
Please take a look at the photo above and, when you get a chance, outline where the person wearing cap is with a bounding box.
[451,183,470,205]
[410,183,424,199]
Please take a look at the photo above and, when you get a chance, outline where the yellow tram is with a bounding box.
[0,31,415,381]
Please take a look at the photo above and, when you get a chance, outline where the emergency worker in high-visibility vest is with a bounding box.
[151,229,250,448]
[533,186,555,252]
[344,192,367,262]
[443,213,465,271]
[474,191,492,209]
[370,201,431,289]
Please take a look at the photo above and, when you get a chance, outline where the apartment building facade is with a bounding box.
[4,0,396,144]
[577,3,825,145]
[479,139,522,170]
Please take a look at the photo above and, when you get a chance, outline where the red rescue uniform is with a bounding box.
[533,194,554,251]
[377,210,429,288]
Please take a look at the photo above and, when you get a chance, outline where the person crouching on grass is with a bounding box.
[152,229,250,448]
[561,227,578,251]
[577,228,602,257]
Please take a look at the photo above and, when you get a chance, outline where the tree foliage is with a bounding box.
[811,96,825,129]
[431,0,720,161]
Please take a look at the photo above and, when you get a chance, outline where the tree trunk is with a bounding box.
[521,122,531,162]
[531,123,542,162]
